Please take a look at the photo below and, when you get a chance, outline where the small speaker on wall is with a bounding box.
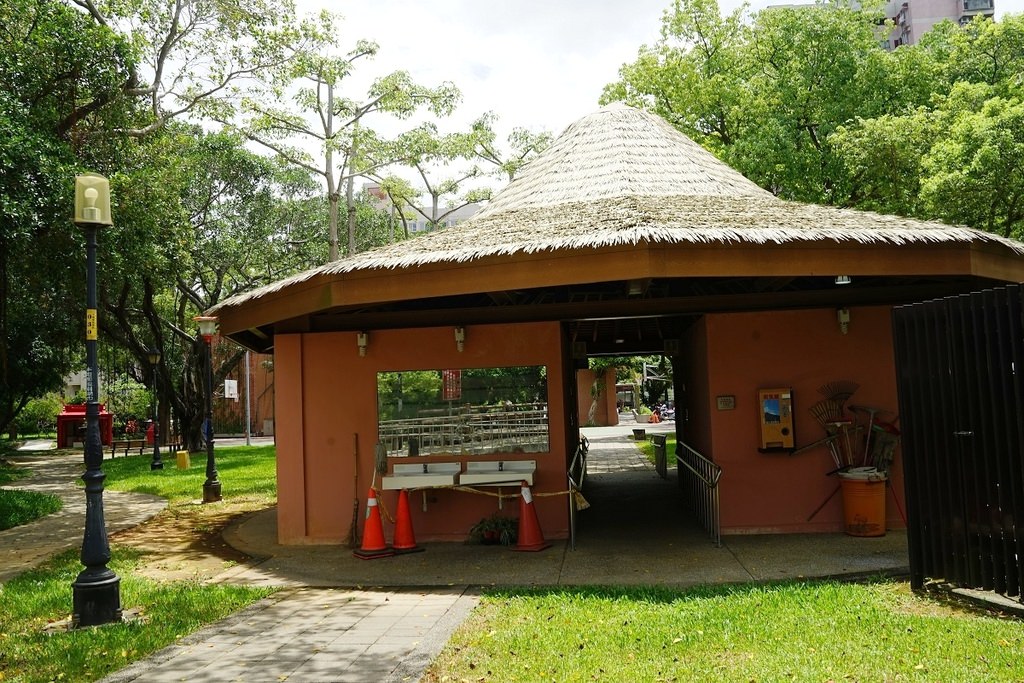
[572,341,588,358]
[664,338,680,355]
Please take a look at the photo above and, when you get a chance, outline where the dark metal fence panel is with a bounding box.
[893,285,1024,601]
[676,441,722,547]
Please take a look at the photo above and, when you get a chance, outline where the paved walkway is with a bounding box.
[0,451,166,583]
[2,426,911,682]
[102,586,478,683]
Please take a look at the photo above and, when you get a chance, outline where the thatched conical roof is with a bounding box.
[212,103,1024,312]
[473,101,773,215]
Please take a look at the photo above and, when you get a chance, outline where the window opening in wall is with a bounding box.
[377,366,549,457]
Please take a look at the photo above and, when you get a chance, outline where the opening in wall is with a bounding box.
[377,366,549,457]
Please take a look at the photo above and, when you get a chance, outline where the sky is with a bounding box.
[308,0,1023,149]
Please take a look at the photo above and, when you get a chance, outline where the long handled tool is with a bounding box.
[347,433,360,548]
[807,484,841,522]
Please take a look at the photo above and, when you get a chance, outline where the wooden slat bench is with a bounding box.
[109,439,146,458]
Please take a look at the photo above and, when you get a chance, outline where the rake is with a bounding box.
[817,380,860,403]
[809,399,848,427]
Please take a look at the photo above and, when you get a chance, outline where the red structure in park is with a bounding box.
[57,403,114,448]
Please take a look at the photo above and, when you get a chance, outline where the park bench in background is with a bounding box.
[109,439,146,458]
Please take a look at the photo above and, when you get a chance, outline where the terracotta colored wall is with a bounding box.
[576,367,618,427]
[274,322,568,544]
[702,306,905,534]
[218,351,274,435]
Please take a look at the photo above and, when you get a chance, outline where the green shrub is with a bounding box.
[15,394,63,436]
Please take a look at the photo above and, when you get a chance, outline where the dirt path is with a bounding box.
[111,497,271,583]
[2,449,270,584]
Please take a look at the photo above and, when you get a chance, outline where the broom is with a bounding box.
[347,433,360,549]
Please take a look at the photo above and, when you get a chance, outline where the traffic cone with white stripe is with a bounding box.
[513,480,551,552]
[353,488,394,559]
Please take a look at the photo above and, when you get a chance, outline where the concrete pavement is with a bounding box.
[100,586,479,683]
[3,425,909,682]
[215,422,908,589]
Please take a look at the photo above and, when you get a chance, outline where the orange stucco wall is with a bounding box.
[274,322,569,544]
[699,306,905,534]
[576,367,618,427]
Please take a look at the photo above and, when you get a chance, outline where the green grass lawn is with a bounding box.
[100,445,277,504]
[7,441,1020,682]
[0,459,29,485]
[0,547,273,683]
[425,582,1024,682]
[1,459,62,530]
[637,433,675,467]
[0,489,62,530]
[0,444,278,682]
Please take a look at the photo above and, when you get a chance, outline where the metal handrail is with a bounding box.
[676,441,722,547]
[676,442,722,488]
[566,436,589,551]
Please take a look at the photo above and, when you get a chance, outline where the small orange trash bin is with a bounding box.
[838,467,887,537]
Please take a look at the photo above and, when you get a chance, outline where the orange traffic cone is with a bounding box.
[513,480,551,552]
[392,489,425,554]
[353,488,394,559]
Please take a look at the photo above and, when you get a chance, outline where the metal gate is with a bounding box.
[893,285,1024,601]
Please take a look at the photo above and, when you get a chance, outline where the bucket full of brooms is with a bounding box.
[837,466,886,537]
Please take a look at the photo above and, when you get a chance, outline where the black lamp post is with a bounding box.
[71,173,121,627]
[147,348,163,470]
[196,315,221,503]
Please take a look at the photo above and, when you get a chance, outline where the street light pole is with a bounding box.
[196,316,221,503]
[148,348,163,470]
[71,173,121,627]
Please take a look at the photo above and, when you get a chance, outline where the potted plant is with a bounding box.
[468,514,519,546]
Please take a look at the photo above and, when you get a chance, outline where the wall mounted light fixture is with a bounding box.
[356,332,368,357]
[835,275,852,285]
[454,326,465,352]
[837,308,851,335]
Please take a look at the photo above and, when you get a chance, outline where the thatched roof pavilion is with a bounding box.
[213,103,1024,353]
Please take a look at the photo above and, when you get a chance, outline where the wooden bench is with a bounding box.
[109,439,146,458]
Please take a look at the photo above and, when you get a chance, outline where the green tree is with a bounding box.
[0,0,319,437]
[920,85,1024,238]
[731,1,896,201]
[469,112,553,181]
[374,125,487,234]
[0,0,134,435]
[831,16,1024,232]
[73,0,312,137]
[602,0,1023,237]
[602,0,753,156]
[99,127,323,449]
[14,393,63,437]
[233,11,461,260]
[831,109,938,216]
[605,0,904,201]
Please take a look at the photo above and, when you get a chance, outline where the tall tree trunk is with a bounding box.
[346,122,359,256]
[326,81,340,261]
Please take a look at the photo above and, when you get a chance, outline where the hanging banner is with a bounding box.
[441,369,462,401]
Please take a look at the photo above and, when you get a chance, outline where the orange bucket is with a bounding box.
[838,468,887,537]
